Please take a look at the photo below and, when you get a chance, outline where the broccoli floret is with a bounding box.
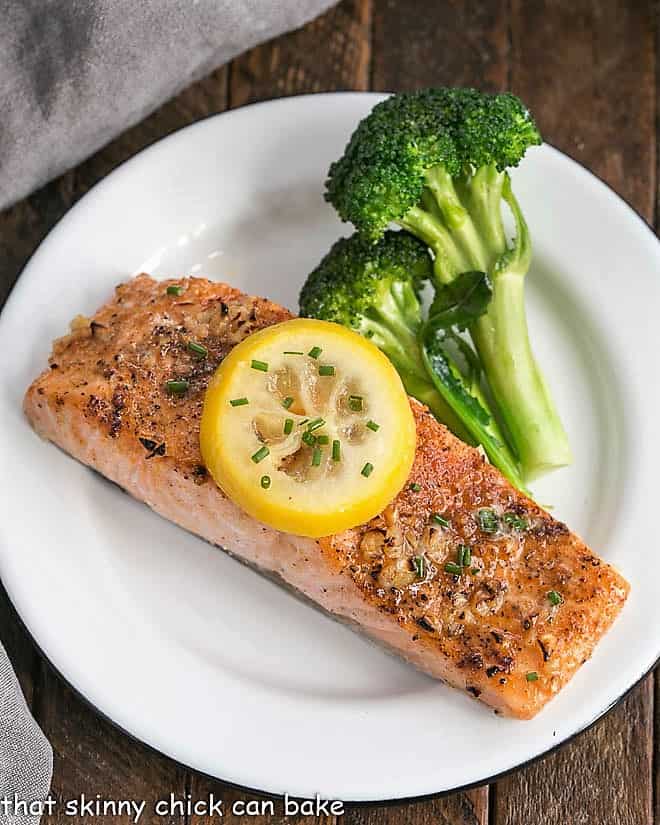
[300,230,429,358]
[326,88,540,243]
[324,88,570,481]
[299,231,527,491]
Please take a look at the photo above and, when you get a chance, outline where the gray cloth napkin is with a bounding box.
[0,643,52,825]
[0,0,335,211]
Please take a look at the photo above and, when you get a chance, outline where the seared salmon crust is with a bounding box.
[24,274,629,719]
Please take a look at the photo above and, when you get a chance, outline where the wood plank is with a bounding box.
[493,682,653,825]
[494,2,656,822]
[37,664,186,825]
[509,0,656,219]
[371,0,508,92]
[343,795,486,825]
[230,0,371,107]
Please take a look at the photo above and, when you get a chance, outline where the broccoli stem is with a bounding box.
[421,334,528,493]
[360,286,474,444]
[470,180,571,479]
[472,269,571,480]
[365,329,476,445]
[406,374,475,446]
[402,165,571,481]
[400,206,468,277]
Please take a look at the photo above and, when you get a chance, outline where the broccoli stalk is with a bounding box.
[406,168,569,479]
[325,88,572,481]
[347,278,472,442]
[299,232,528,491]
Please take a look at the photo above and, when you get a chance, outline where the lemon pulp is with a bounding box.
[200,318,416,537]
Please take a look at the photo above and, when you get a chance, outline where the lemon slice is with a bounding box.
[200,318,416,537]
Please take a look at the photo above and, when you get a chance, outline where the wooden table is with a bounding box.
[1,1,656,822]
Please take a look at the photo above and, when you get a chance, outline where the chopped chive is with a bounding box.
[283,418,294,435]
[302,430,317,447]
[503,512,529,531]
[332,440,341,462]
[317,435,329,445]
[251,445,270,464]
[526,671,539,682]
[311,447,322,467]
[444,562,462,576]
[165,379,189,395]
[282,396,294,409]
[410,482,421,492]
[366,420,380,432]
[348,395,363,411]
[477,508,499,534]
[187,340,208,358]
[547,590,563,606]
[229,397,249,407]
[361,462,374,478]
[457,544,472,567]
[283,351,304,355]
[307,417,325,432]
[432,513,449,527]
[308,346,322,359]
[260,475,271,489]
[318,364,335,376]
[167,284,184,296]
[250,359,269,372]
[412,556,426,578]
[470,567,479,575]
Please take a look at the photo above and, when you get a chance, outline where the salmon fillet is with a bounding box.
[24,274,629,719]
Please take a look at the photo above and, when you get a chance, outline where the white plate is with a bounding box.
[1,93,659,802]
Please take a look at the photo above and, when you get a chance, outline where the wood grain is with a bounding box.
[494,2,656,822]
[230,0,371,107]
[371,0,508,92]
[343,794,487,825]
[493,682,653,825]
[509,0,656,219]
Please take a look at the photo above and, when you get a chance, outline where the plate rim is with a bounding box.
[1,91,659,804]
[2,577,657,808]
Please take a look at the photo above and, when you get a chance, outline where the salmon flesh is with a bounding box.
[23,275,629,719]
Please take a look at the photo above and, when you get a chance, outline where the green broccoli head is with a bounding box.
[299,230,431,329]
[325,88,541,239]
